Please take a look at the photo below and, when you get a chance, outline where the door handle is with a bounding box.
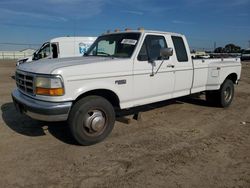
[167,64,175,68]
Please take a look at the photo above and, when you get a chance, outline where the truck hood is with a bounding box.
[17,56,114,74]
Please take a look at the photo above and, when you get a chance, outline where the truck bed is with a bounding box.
[191,57,241,93]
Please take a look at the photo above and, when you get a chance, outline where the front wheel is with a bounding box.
[68,96,115,146]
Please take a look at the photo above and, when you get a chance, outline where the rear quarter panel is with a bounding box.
[192,58,241,93]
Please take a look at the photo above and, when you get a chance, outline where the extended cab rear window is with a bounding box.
[171,36,188,62]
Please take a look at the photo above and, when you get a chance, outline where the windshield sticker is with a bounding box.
[121,39,137,45]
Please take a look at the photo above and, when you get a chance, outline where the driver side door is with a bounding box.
[132,34,175,106]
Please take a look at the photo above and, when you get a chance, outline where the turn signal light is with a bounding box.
[36,87,64,96]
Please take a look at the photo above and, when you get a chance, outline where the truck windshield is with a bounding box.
[86,33,140,58]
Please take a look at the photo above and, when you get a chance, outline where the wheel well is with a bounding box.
[74,89,120,109]
[226,73,238,84]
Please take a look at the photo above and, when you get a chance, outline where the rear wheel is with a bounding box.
[68,96,115,146]
[206,79,234,107]
[219,79,234,107]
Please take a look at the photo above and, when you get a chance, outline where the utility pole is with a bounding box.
[214,42,216,51]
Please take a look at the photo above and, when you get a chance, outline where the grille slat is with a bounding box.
[16,71,35,95]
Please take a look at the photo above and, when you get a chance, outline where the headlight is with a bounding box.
[35,76,64,96]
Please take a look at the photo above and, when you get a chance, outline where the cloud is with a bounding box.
[0,8,67,22]
[121,10,144,15]
[229,0,250,6]
[183,0,250,7]
[47,0,83,3]
[226,25,250,29]
[238,13,249,17]
[113,0,175,13]
[172,20,195,25]
[0,0,107,21]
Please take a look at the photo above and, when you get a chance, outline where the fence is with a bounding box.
[0,51,34,60]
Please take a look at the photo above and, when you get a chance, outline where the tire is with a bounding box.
[206,79,234,108]
[218,79,234,107]
[68,96,115,146]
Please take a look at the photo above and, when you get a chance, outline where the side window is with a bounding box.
[51,43,58,58]
[171,36,188,62]
[138,35,168,61]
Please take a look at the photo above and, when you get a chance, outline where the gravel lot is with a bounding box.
[0,60,250,188]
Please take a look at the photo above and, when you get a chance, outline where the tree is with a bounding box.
[214,47,223,53]
[224,44,241,53]
[214,44,241,53]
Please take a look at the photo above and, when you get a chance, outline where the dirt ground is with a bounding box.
[0,60,249,188]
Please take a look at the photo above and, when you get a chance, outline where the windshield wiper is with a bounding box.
[85,52,114,58]
[97,52,112,57]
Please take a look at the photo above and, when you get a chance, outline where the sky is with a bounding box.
[0,0,250,51]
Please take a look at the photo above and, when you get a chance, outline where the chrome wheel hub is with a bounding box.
[224,87,232,103]
[84,110,106,133]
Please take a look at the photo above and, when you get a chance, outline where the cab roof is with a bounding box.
[101,29,184,37]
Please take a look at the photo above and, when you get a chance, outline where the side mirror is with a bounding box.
[160,48,173,59]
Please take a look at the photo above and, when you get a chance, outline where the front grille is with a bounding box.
[16,71,35,95]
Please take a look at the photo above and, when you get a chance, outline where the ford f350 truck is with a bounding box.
[12,29,241,145]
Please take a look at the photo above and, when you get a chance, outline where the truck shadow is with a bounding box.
[116,94,215,117]
[1,102,79,145]
[1,96,213,145]
[177,94,220,108]
[116,99,182,117]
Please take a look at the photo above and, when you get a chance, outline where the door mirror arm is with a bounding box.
[149,59,156,76]
[150,59,165,77]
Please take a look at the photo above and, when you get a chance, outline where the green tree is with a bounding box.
[224,44,241,53]
[214,44,241,53]
[214,47,223,53]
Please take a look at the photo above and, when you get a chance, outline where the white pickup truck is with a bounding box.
[12,29,242,145]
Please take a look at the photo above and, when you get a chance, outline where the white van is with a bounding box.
[17,36,96,65]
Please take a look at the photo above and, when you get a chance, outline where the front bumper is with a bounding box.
[12,89,72,121]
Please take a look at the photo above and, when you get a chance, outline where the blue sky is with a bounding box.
[0,0,250,50]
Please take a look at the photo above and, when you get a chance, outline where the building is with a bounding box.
[0,48,35,60]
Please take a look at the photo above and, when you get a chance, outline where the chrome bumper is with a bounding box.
[12,89,72,121]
